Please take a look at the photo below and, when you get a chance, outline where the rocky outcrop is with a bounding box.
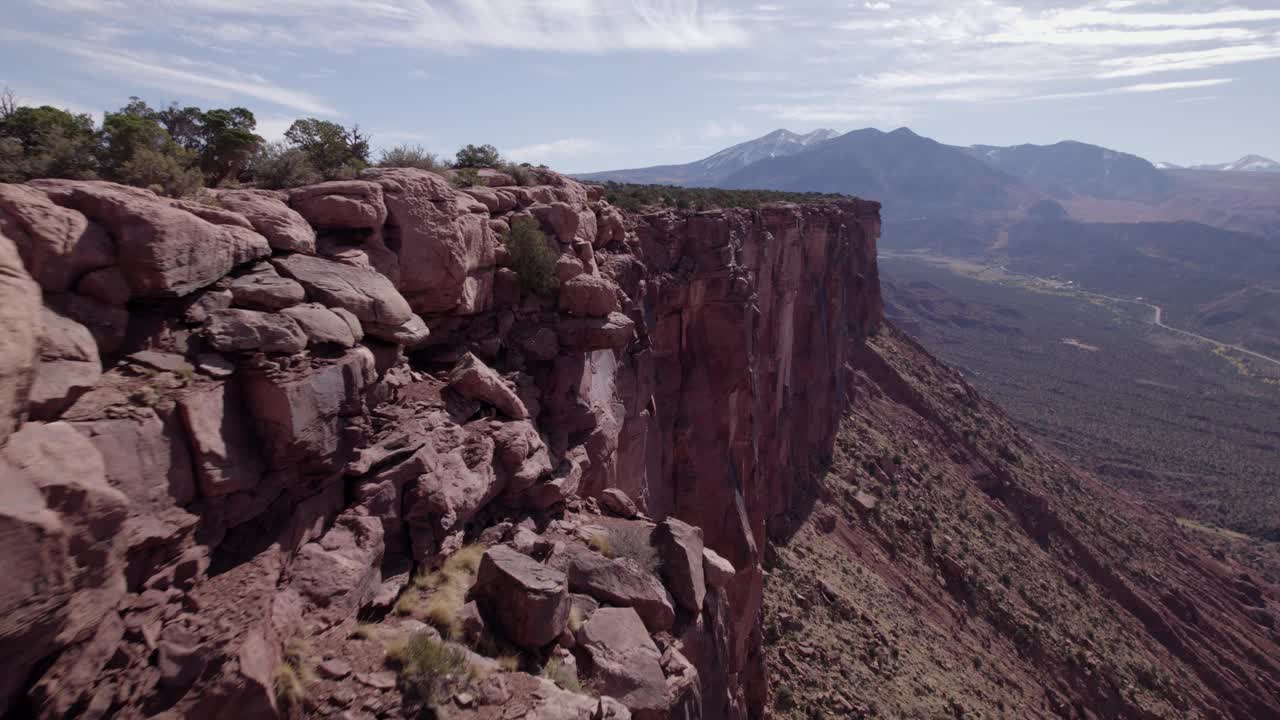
[578,607,668,720]
[209,189,316,254]
[31,180,271,297]
[473,545,569,649]
[0,170,881,720]
[0,230,40,441]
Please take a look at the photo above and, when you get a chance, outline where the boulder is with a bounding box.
[69,408,200,588]
[228,269,306,312]
[558,312,636,351]
[559,273,620,317]
[28,359,100,421]
[365,313,431,349]
[0,233,49,439]
[559,545,674,632]
[600,488,640,519]
[45,293,128,355]
[289,513,385,630]
[209,189,317,253]
[40,320,89,384]
[702,548,735,589]
[492,420,553,496]
[402,425,500,559]
[448,352,529,420]
[576,607,667,719]
[243,347,375,472]
[273,253,413,326]
[76,266,130,305]
[32,180,271,297]
[594,203,626,248]
[0,183,114,292]
[183,287,233,325]
[0,422,128,716]
[177,380,264,497]
[203,308,308,354]
[477,169,516,187]
[530,202,580,243]
[653,518,706,614]
[661,645,702,720]
[279,304,362,348]
[524,448,586,509]
[288,181,387,229]
[575,208,598,247]
[556,255,586,285]
[473,545,569,649]
[365,168,496,315]
[28,307,100,421]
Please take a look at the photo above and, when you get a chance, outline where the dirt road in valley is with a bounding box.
[1070,290,1280,368]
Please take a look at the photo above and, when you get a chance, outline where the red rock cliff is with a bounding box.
[0,169,881,720]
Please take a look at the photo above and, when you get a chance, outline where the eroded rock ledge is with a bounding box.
[0,167,880,719]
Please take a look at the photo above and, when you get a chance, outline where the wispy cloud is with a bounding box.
[507,138,609,163]
[1097,43,1280,78]
[37,0,751,53]
[3,27,336,115]
[1023,77,1234,101]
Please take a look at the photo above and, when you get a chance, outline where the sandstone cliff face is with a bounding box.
[0,169,880,719]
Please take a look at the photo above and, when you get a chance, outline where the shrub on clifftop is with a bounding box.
[505,216,559,297]
[378,144,444,171]
[454,143,501,169]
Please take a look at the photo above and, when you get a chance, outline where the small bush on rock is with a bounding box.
[606,524,660,573]
[450,167,482,188]
[505,217,559,297]
[543,657,582,693]
[378,144,444,171]
[273,640,313,711]
[250,141,322,189]
[413,544,485,639]
[116,145,204,197]
[501,161,537,186]
[454,143,501,168]
[396,631,468,706]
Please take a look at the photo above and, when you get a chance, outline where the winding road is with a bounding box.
[1070,289,1280,369]
[880,251,1280,369]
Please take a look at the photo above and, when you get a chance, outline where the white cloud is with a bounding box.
[1023,77,1234,101]
[4,27,337,115]
[1046,7,1280,29]
[255,116,296,143]
[860,71,1002,89]
[1097,43,1280,78]
[37,0,751,53]
[700,121,749,140]
[506,138,608,163]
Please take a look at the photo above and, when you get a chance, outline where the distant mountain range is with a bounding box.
[960,141,1171,202]
[580,127,1280,232]
[576,128,837,187]
[579,126,1280,356]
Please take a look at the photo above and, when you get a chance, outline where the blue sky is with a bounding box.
[3,0,1280,173]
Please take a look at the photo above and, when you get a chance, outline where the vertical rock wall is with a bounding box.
[615,200,882,710]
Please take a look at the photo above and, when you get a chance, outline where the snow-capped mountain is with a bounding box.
[697,129,840,176]
[576,128,838,187]
[1191,155,1280,173]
